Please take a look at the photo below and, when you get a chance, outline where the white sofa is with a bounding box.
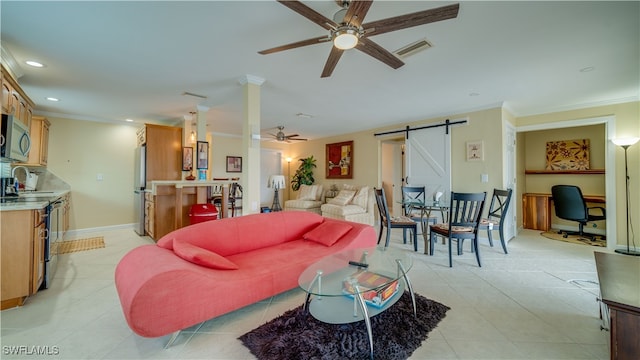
[321,185,375,226]
[284,184,324,214]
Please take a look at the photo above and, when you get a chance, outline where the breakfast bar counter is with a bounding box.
[145,181,234,240]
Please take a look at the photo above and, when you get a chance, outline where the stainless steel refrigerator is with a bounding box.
[133,145,146,235]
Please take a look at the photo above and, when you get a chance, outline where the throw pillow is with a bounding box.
[314,185,324,201]
[328,189,356,206]
[343,184,359,191]
[297,184,317,201]
[303,221,353,246]
[173,241,239,270]
[350,186,369,210]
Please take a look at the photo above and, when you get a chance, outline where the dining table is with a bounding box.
[400,199,450,254]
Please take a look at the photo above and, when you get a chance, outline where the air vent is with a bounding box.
[182,92,207,99]
[394,39,432,58]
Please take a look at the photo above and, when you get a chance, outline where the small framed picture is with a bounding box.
[466,141,484,161]
[182,147,193,171]
[226,156,242,173]
[197,141,209,169]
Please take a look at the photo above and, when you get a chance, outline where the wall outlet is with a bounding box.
[97,173,104,181]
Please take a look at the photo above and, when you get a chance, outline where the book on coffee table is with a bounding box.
[342,271,399,308]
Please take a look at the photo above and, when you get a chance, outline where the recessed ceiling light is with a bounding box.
[469,92,480,97]
[580,66,595,72]
[25,60,44,68]
[125,119,134,122]
[46,97,59,102]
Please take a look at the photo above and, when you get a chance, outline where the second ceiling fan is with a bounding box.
[268,126,308,142]
[259,0,460,78]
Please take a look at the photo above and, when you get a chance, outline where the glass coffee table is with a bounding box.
[298,246,416,359]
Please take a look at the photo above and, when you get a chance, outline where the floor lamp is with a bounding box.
[612,137,640,256]
[269,175,285,212]
[286,157,292,201]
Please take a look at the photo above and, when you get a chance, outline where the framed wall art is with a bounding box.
[182,147,193,171]
[196,141,209,169]
[326,140,353,179]
[545,139,590,170]
[466,141,484,161]
[226,156,242,173]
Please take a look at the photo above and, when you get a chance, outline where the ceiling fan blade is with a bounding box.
[291,138,308,141]
[277,0,337,31]
[258,35,330,55]
[321,46,344,78]
[363,3,459,37]
[343,0,373,28]
[356,37,405,69]
[285,134,300,138]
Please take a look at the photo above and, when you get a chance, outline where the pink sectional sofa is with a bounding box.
[115,211,376,339]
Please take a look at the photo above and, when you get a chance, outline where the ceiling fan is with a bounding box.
[267,126,308,142]
[259,0,460,78]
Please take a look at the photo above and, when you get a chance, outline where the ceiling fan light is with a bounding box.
[334,29,359,50]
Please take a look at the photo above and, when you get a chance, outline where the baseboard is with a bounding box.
[64,223,134,239]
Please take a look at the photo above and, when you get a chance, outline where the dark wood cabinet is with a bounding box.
[594,252,640,360]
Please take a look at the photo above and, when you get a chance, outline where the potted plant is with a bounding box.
[291,156,317,191]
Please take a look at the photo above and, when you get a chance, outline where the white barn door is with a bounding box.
[405,126,451,208]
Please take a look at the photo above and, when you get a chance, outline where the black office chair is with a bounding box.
[551,185,606,239]
[374,188,418,251]
[478,188,513,254]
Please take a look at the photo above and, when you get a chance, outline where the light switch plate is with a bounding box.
[481,174,489,183]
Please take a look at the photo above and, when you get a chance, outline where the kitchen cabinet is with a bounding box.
[1,210,36,310]
[144,191,155,239]
[1,65,33,128]
[147,185,177,241]
[32,208,46,293]
[141,124,182,186]
[1,77,11,114]
[145,182,229,241]
[20,116,50,166]
[62,193,71,237]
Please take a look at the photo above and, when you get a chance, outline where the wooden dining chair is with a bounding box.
[374,188,418,251]
[429,191,487,267]
[478,188,513,254]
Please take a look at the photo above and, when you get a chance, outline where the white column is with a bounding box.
[196,105,210,179]
[239,74,265,214]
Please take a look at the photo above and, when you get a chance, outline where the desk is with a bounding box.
[401,200,449,254]
[594,252,640,360]
[522,193,605,231]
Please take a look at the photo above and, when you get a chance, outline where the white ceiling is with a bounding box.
[1,1,638,141]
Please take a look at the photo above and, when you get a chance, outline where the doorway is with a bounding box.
[516,115,615,249]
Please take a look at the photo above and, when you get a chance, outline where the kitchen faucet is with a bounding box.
[11,166,30,191]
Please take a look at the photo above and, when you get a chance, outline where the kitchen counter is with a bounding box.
[147,180,235,195]
[0,190,70,211]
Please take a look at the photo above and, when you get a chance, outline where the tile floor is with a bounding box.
[1,226,611,359]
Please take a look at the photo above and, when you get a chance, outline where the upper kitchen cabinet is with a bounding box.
[1,65,34,128]
[19,116,50,166]
[142,124,182,185]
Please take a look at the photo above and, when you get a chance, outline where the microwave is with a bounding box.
[1,114,31,162]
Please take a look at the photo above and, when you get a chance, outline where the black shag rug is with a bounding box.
[239,291,449,360]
